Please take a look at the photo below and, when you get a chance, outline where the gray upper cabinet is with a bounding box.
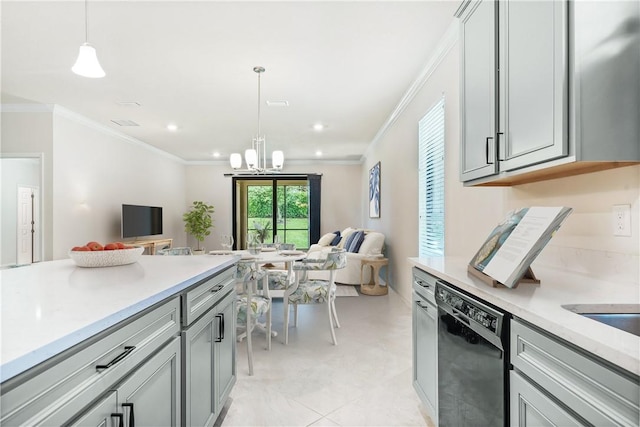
[498,0,568,172]
[457,0,639,186]
[459,0,499,182]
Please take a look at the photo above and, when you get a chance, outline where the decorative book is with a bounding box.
[469,207,573,288]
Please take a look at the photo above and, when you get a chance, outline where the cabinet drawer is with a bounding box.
[182,266,235,327]
[511,319,640,426]
[412,267,437,301]
[1,297,180,426]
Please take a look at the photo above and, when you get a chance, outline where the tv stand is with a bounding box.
[126,238,173,255]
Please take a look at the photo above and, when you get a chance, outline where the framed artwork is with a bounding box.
[369,162,381,218]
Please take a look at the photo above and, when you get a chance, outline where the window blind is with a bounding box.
[418,98,445,257]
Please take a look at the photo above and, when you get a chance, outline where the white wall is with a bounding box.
[1,110,54,260]
[1,106,188,260]
[51,108,188,259]
[185,162,362,252]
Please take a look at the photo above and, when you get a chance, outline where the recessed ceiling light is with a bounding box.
[266,100,289,107]
[313,123,325,131]
[212,151,220,158]
[167,124,178,132]
[315,150,323,157]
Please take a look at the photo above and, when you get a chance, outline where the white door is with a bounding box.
[17,186,40,265]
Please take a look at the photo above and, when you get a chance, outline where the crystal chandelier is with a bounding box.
[230,66,284,173]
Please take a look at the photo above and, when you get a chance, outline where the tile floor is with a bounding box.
[220,287,435,427]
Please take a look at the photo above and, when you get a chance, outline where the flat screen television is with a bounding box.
[121,204,163,239]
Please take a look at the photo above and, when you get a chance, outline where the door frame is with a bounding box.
[231,174,321,250]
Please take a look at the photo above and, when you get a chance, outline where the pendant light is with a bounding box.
[229,66,284,173]
[72,0,105,78]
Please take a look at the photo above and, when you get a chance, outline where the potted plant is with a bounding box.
[253,220,271,243]
[183,201,215,254]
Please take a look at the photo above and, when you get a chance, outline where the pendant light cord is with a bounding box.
[84,0,88,42]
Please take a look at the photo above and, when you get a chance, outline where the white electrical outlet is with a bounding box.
[612,204,631,237]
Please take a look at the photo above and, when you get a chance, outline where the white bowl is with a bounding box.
[68,246,144,268]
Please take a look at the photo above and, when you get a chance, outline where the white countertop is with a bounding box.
[409,257,640,377]
[0,254,237,383]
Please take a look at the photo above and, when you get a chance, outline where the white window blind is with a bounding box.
[418,98,445,257]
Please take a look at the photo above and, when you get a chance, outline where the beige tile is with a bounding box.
[221,289,427,426]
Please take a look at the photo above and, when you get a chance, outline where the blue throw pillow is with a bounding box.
[330,231,342,246]
[351,231,366,253]
[345,231,365,253]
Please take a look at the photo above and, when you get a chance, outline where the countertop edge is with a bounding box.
[408,257,640,377]
[0,257,237,384]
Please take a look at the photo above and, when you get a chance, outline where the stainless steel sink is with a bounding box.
[562,304,640,337]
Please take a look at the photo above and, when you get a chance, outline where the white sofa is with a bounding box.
[307,228,385,285]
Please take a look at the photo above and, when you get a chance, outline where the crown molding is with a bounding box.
[363,19,459,161]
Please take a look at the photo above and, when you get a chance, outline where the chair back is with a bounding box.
[157,247,192,255]
[324,249,347,270]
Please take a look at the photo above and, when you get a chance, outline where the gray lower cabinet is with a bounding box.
[67,391,118,427]
[511,318,640,427]
[183,288,236,427]
[70,337,181,427]
[0,297,181,426]
[412,268,438,423]
[0,266,238,427]
[510,371,582,427]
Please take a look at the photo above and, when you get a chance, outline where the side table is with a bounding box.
[360,257,389,296]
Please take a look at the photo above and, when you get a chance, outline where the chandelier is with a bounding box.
[230,66,284,173]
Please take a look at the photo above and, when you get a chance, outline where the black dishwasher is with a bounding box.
[436,280,510,427]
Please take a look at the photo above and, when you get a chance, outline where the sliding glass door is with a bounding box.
[232,175,321,250]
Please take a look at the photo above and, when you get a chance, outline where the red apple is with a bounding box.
[115,242,126,249]
[86,241,104,251]
[72,246,90,251]
[104,243,118,250]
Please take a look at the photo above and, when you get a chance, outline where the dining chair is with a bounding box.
[264,243,298,292]
[235,260,272,376]
[283,249,347,345]
[156,247,192,255]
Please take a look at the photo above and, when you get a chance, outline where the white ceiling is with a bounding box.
[1,1,459,163]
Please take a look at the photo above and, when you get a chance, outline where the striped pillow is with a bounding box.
[344,230,365,253]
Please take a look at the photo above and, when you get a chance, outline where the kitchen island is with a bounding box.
[1,254,238,426]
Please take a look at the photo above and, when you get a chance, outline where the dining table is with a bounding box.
[209,247,307,340]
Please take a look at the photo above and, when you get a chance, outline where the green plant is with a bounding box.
[253,220,271,243]
[183,201,215,250]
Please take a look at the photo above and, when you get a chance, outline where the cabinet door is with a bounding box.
[498,0,568,171]
[459,0,499,181]
[183,307,216,427]
[412,298,437,422]
[116,337,181,427]
[183,289,236,427]
[67,391,119,427]
[510,371,583,427]
[215,293,236,411]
